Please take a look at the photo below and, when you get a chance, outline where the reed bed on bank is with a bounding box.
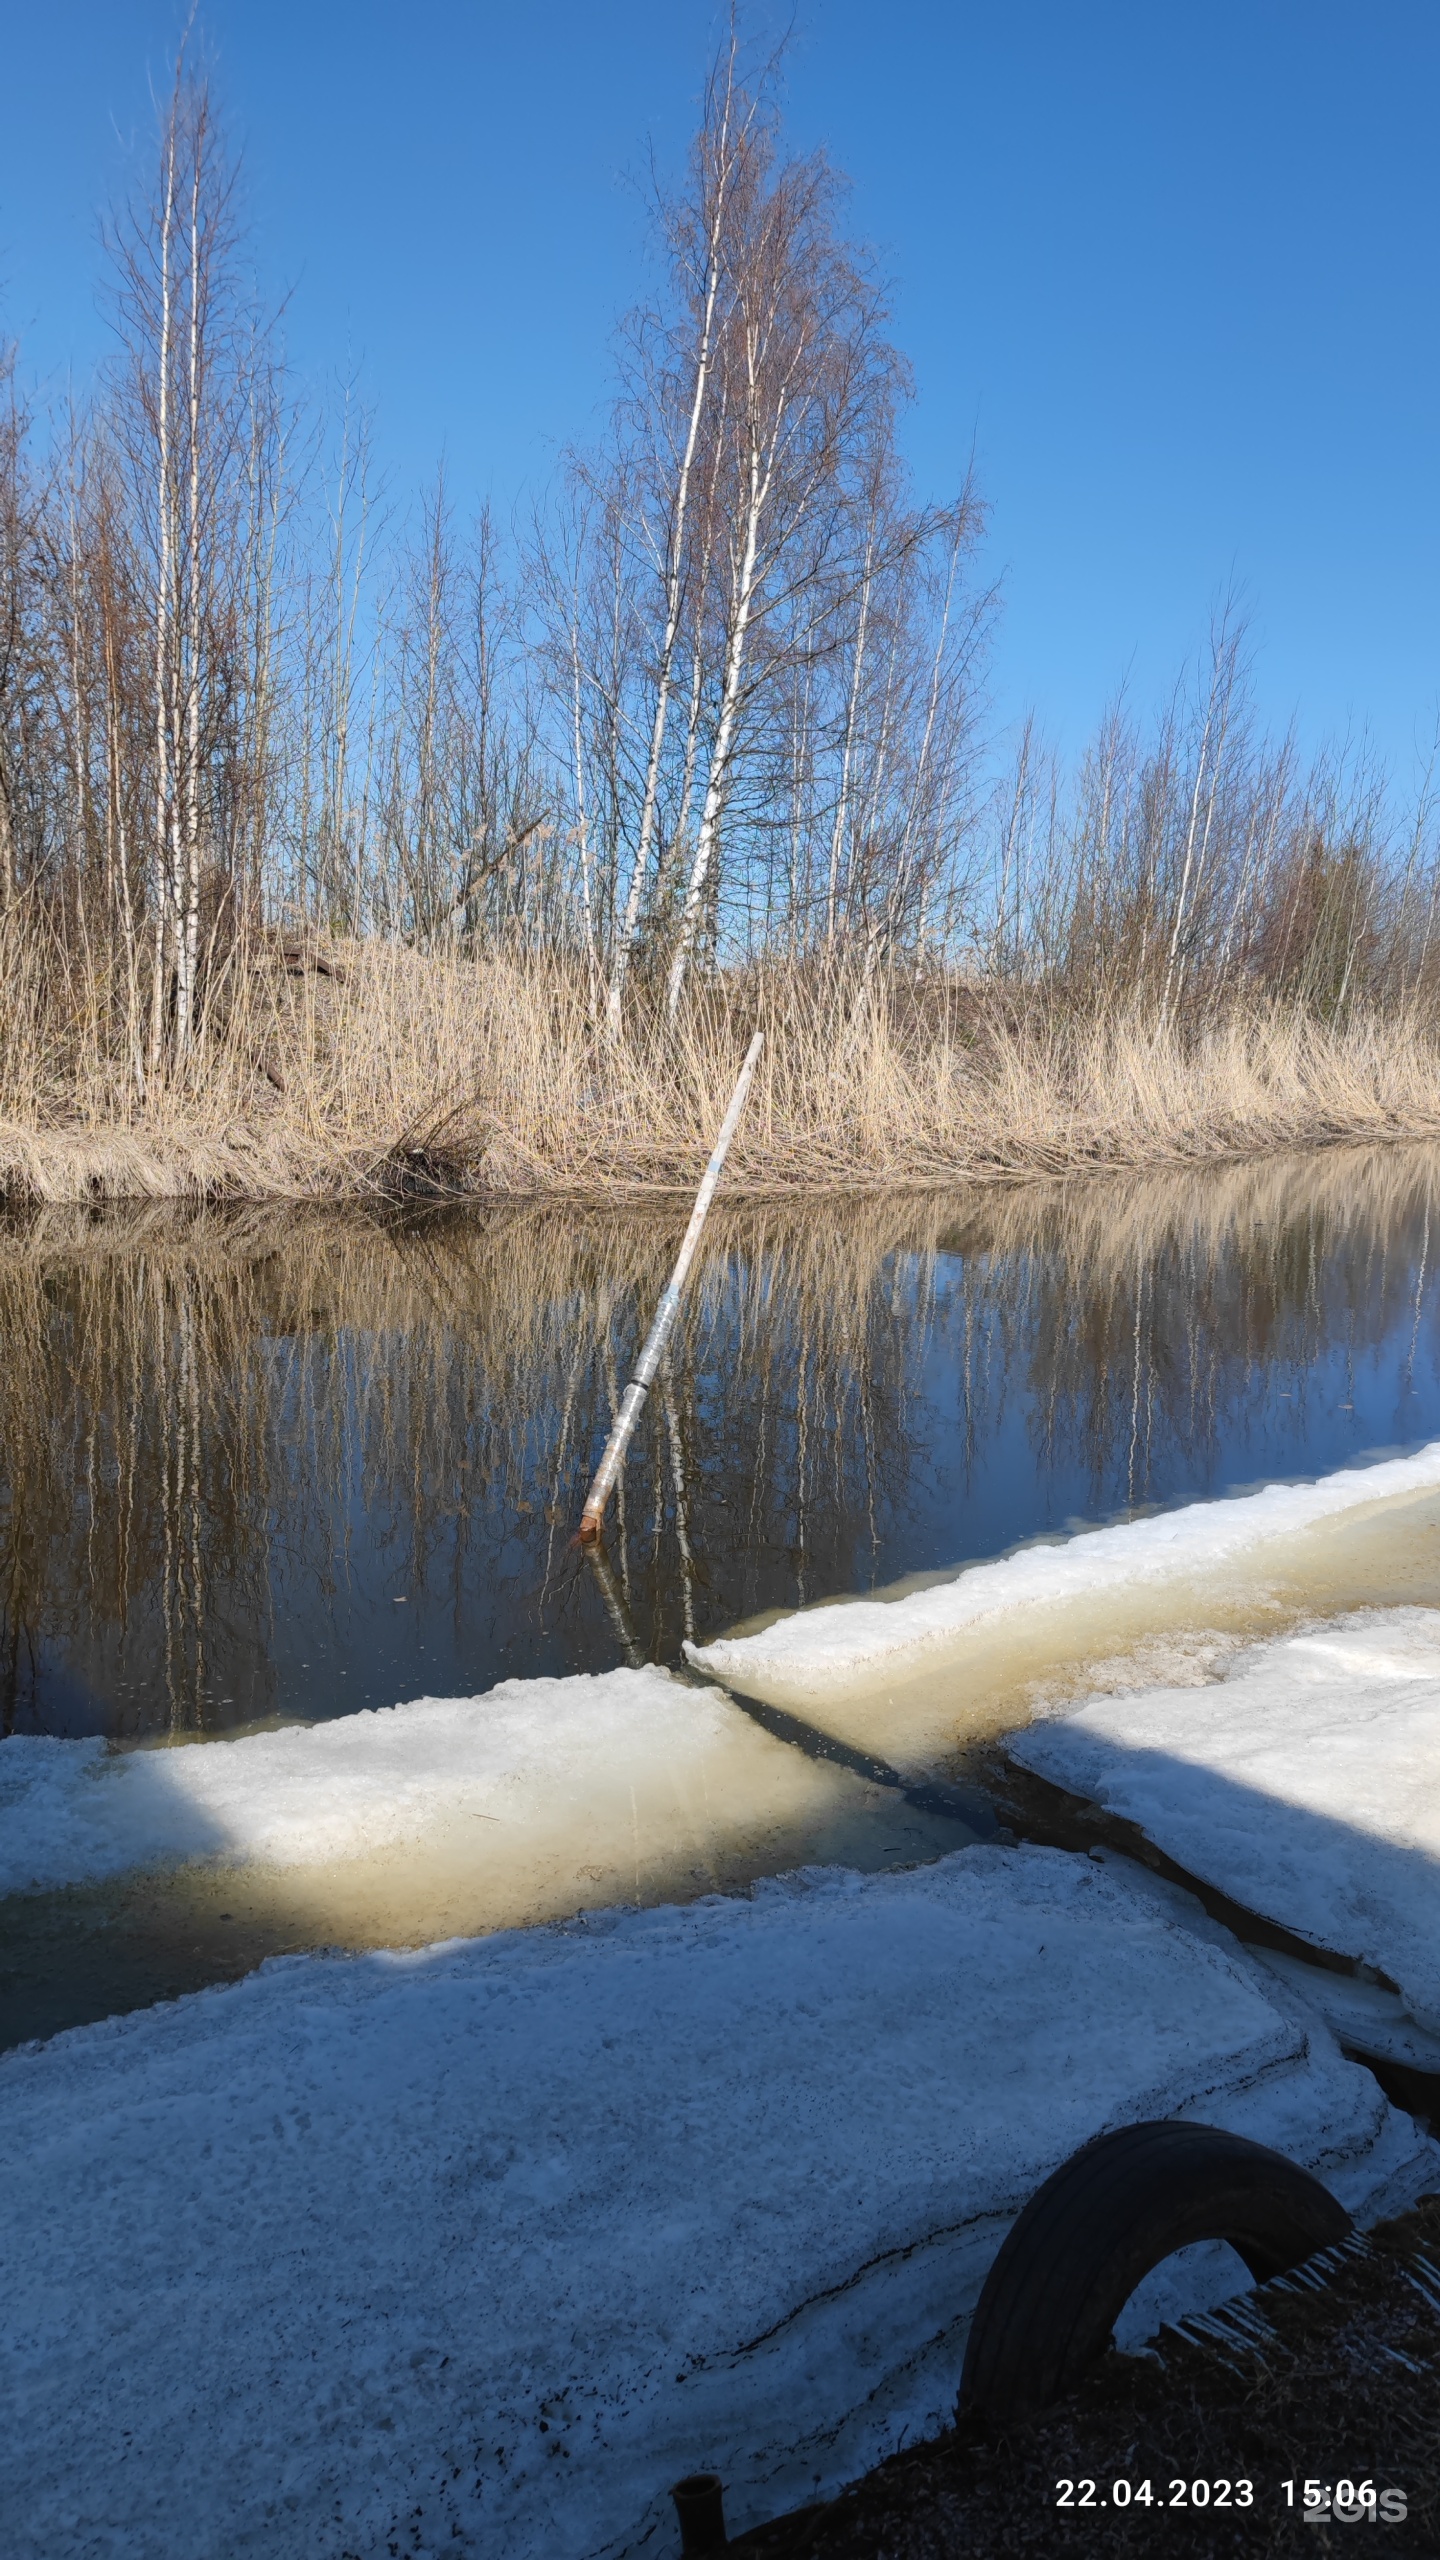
[13,43,1440,1225]
[3,934,1440,1205]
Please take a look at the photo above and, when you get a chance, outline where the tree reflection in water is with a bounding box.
[3,1141,1439,1740]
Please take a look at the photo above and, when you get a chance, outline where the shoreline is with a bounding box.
[1,951,1438,1207]
[729,2193,1440,2559]
[4,1098,1440,1210]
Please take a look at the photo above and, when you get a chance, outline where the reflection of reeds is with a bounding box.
[930,1145,1440,1511]
[936,1136,1440,1276]
[2,1142,1437,1735]
[3,942,1440,1203]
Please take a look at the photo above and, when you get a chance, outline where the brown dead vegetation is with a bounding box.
[0,942,1437,1204]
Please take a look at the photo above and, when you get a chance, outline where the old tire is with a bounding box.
[959,2120,1351,2425]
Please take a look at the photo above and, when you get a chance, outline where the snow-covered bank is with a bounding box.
[686,1444,1440,1696]
[2,1846,1431,2560]
[1009,1611,1440,2030]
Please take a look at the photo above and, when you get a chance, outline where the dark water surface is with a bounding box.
[7,1142,1440,1742]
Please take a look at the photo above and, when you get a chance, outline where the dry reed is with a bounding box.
[3,935,1440,1204]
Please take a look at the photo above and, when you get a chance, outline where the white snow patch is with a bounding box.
[1,1845,1431,2560]
[1248,1947,1440,2076]
[685,1444,1440,1692]
[1112,2239,1257,2355]
[0,1666,729,1896]
[1009,1609,1440,2031]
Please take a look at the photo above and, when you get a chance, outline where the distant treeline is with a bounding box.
[0,29,1436,1188]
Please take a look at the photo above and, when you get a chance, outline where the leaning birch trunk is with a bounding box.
[577,1029,763,1545]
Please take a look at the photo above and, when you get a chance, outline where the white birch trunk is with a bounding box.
[149,120,178,1083]
[177,138,203,1058]
[1164,636,1237,1012]
[664,472,762,1018]
[665,364,781,1019]
[570,608,600,1004]
[606,73,742,1033]
[826,523,874,944]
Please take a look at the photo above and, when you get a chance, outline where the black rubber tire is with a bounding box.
[959,2120,1351,2425]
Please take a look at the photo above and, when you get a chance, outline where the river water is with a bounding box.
[5,1141,1440,2044]
[7,1140,1440,1742]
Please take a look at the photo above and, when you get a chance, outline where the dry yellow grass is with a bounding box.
[3,932,1440,1203]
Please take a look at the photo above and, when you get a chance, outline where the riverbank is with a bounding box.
[3,1845,1431,2559]
[7,1441,1440,2551]
[4,946,1440,1202]
[731,2193,1440,2558]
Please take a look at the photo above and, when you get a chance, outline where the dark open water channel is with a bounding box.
[6,1141,1440,1745]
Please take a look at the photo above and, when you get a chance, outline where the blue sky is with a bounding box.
[5,2,1438,785]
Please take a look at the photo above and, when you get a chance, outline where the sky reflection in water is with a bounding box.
[5,1142,1440,1740]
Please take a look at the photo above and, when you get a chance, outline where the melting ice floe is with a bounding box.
[2,1845,1433,2560]
[0,1668,844,1902]
[1009,1608,1440,2032]
[10,1444,1439,1913]
[685,1441,1440,1696]
[7,1456,1440,2556]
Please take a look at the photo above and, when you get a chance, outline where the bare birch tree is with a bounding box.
[105,59,276,1070]
[663,131,902,1013]
[603,37,761,1030]
[533,30,985,1020]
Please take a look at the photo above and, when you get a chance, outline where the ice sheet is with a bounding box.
[1248,1946,1440,2075]
[0,1668,834,1901]
[685,1444,1440,1695]
[2,1845,1431,2560]
[1009,1610,1440,2029]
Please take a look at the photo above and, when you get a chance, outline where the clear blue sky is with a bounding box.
[5,1,1438,785]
